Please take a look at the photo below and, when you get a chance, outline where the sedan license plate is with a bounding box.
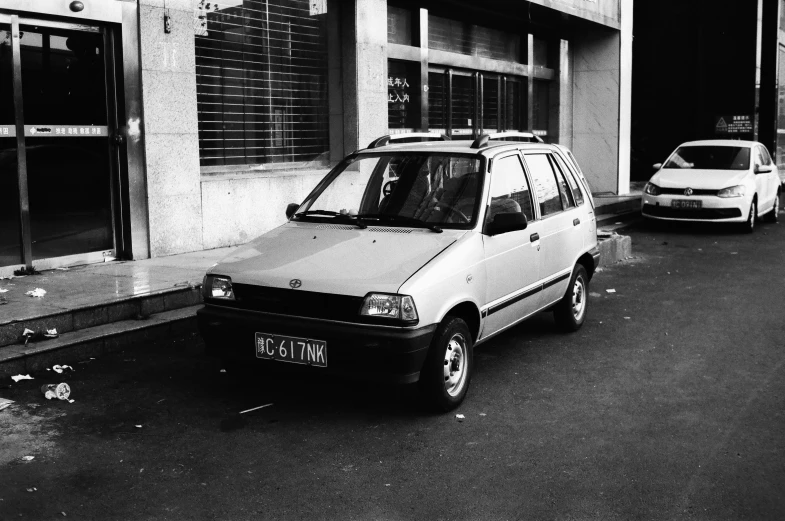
[255,333,327,367]
[671,199,702,209]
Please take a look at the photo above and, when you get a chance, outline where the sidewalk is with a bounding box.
[0,248,232,377]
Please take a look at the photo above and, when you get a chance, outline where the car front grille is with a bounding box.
[211,284,365,322]
[642,204,742,219]
[659,188,718,196]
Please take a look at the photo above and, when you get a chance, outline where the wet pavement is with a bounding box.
[1,219,785,520]
[0,248,231,323]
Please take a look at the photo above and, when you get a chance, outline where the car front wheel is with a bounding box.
[553,264,589,332]
[418,316,473,412]
[743,199,757,233]
[766,191,780,223]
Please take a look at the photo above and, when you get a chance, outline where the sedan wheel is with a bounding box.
[766,192,780,223]
[744,199,757,233]
[554,265,589,332]
[418,317,473,411]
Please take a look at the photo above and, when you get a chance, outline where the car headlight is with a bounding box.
[644,182,661,196]
[203,275,235,300]
[717,185,746,198]
[360,293,418,323]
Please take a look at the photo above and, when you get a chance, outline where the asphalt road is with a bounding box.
[2,217,785,520]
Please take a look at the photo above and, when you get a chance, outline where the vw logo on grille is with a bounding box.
[289,279,302,289]
[684,187,694,196]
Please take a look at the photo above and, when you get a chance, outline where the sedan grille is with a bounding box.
[642,204,742,219]
[214,284,365,322]
[658,187,718,196]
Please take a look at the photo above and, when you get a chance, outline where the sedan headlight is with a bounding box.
[360,293,418,323]
[203,275,235,300]
[644,182,662,196]
[717,185,746,198]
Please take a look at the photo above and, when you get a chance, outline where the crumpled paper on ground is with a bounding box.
[11,374,34,382]
[25,288,46,298]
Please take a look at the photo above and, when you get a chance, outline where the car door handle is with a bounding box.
[530,233,539,242]
[573,218,580,226]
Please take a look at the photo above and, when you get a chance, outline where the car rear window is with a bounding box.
[664,146,751,170]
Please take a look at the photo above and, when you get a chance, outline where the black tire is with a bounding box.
[766,191,780,223]
[742,198,757,233]
[418,317,473,412]
[553,265,589,332]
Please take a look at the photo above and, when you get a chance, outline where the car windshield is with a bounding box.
[294,153,485,229]
[663,146,751,170]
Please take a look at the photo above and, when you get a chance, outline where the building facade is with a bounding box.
[0,0,631,271]
[631,0,785,183]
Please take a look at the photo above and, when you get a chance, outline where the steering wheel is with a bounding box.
[382,180,397,197]
[435,203,470,223]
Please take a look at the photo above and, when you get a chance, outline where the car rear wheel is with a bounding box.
[418,316,473,412]
[766,191,780,223]
[553,265,589,332]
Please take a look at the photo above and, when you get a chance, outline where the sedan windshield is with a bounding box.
[663,146,751,170]
[294,153,484,229]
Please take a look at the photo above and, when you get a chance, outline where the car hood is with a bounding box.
[652,168,749,190]
[210,222,463,296]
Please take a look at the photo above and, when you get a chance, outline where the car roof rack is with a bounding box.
[470,131,544,149]
[367,132,451,149]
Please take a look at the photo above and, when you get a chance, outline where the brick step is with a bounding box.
[0,286,202,349]
[0,305,201,379]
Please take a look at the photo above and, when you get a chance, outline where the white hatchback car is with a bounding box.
[641,140,781,231]
[197,132,599,411]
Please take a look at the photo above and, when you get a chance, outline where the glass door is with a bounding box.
[0,22,22,267]
[0,15,118,269]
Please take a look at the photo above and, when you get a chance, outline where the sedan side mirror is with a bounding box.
[485,212,528,236]
[755,164,774,174]
[653,163,663,170]
[285,202,300,219]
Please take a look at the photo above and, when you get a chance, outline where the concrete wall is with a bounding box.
[139,0,203,256]
[571,22,630,195]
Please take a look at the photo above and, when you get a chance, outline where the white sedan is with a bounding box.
[641,140,781,232]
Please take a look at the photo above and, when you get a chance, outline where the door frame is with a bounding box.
[1,13,123,270]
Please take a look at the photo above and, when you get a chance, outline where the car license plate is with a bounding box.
[255,332,327,367]
[671,199,702,209]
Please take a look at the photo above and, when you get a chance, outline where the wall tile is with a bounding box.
[148,192,204,256]
[141,69,198,135]
[145,133,201,196]
[573,69,620,135]
[139,6,197,74]
[572,133,619,193]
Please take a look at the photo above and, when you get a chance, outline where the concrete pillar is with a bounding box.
[557,39,573,150]
[340,0,388,154]
[618,0,633,195]
[138,0,203,256]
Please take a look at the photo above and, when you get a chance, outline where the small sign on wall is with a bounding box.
[715,114,753,135]
[310,0,326,16]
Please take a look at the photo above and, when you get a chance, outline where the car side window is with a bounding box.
[758,146,773,166]
[524,153,563,217]
[553,154,584,206]
[549,155,575,209]
[486,155,535,224]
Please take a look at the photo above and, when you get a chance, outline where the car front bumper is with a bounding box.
[641,194,748,222]
[197,305,436,384]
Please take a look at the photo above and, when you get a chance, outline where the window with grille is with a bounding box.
[195,0,329,167]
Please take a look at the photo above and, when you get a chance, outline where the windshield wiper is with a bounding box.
[357,214,442,233]
[294,210,367,229]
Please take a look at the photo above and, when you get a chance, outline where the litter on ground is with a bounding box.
[455,414,465,421]
[239,403,273,415]
[11,374,34,382]
[25,288,47,298]
[606,289,617,293]
[0,288,8,293]
[21,456,34,461]
[52,364,73,373]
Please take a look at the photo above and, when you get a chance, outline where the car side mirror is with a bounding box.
[653,163,663,170]
[485,212,528,236]
[285,203,299,219]
[755,164,774,174]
